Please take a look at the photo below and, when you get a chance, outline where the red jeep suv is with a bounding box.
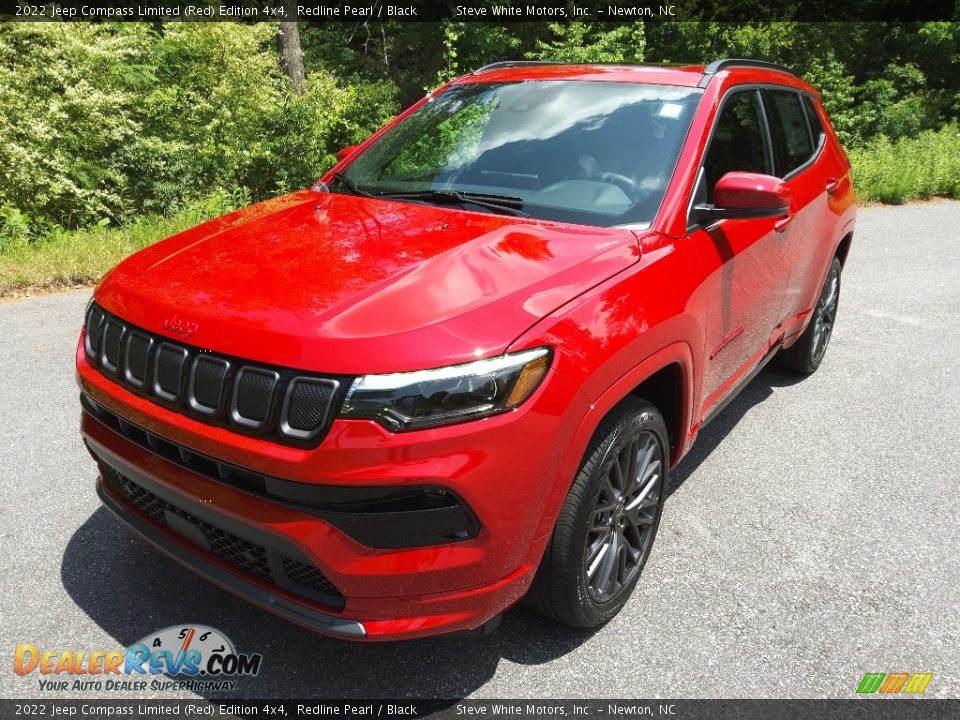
[77,59,856,640]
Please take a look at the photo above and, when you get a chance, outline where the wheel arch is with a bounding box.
[835,231,853,268]
[627,363,685,463]
[527,342,696,549]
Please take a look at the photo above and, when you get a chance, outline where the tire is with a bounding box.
[526,397,668,629]
[774,256,842,375]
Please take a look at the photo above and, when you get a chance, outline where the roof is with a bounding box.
[456,63,709,88]
[454,59,800,89]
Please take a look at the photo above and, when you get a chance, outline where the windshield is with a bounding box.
[336,81,702,228]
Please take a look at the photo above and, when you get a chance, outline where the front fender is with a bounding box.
[525,342,696,552]
[506,232,708,554]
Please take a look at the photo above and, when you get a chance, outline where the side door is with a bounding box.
[687,89,791,415]
[760,88,834,328]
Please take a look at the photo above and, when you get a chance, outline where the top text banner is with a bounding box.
[1,0,957,23]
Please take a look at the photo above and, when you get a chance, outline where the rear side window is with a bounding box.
[763,90,814,176]
[701,91,770,202]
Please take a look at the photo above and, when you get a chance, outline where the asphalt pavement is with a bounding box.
[1,201,958,700]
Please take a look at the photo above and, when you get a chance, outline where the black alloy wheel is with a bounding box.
[526,397,668,628]
[584,430,663,603]
[774,256,843,374]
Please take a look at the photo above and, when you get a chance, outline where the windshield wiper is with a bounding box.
[330,176,529,218]
[330,171,378,198]
[374,189,529,217]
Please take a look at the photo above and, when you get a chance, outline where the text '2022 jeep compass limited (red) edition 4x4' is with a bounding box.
[77,59,856,640]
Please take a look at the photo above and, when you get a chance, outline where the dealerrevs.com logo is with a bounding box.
[14,625,262,693]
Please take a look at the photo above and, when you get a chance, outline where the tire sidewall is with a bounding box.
[566,403,669,627]
[806,257,843,371]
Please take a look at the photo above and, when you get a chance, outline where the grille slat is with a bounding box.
[154,343,188,402]
[83,303,343,446]
[85,305,106,358]
[232,368,279,428]
[282,378,338,440]
[101,320,125,374]
[124,332,153,388]
[189,356,229,415]
[108,469,343,606]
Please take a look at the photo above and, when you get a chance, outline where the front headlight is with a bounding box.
[340,347,551,431]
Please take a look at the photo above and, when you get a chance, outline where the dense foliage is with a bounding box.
[0,22,398,245]
[1,19,959,255]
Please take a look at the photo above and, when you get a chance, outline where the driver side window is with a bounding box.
[699,90,771,204]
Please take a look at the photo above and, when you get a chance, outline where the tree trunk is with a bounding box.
[276,2,305,95]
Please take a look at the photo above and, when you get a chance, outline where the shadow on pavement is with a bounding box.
[61,508,593,700]
[62,367,798,700]
[668,368,805,496]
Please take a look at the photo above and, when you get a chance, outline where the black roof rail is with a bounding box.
[472,60,564,74]
[698,58,797,87]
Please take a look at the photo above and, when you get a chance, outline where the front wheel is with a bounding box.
[774,256,842,374]
[526,398,668,629]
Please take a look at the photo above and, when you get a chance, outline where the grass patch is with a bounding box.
[851,123,960,204]
[0,193,238,298]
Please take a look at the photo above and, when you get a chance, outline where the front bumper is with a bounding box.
[95,463,367,639]
[77,338,588,640]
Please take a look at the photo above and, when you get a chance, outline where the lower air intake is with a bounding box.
[107,468,344,607]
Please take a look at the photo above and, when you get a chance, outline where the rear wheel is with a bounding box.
[526,398,667,628]
[774,256,842,374]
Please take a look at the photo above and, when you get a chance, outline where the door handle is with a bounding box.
[774,213,793,233]
[825,178,839,195]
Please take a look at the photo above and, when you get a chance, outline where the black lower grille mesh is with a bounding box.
[108,469,343,606]
[282,557,342,597]
[115,472,271,580]
[117,474,166,523]
[201,523,272,579]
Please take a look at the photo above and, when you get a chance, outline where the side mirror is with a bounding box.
[335,144,361,162]
[693,172,790,223]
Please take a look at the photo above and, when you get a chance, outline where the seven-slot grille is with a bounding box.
[84,302,346,446]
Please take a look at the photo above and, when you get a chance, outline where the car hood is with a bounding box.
[96,190,639,374]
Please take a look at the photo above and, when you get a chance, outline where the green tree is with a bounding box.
[528,22,646,63]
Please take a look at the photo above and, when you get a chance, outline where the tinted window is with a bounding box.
[701,91,770,203]
[764,90,815,176]
[339,81,702,228]
[803,95,825,146]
